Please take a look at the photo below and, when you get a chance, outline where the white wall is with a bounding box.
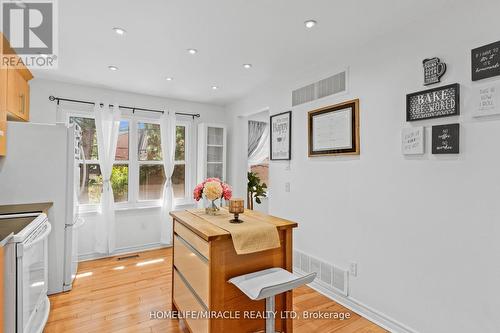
[29,78,228,257]
[226,2,500,333]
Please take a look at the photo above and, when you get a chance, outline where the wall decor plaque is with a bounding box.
[402,127,425,155]
[472,41,500,81]
[406,83,460,121]
[473,83,500,117]
[308,99,360,156]
[432,123,459,154]
[423,57,447,86]
[270,111,292,160]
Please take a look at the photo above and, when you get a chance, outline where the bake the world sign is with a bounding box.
[406,83,460,121]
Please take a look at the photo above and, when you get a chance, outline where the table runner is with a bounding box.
[187,209,280,255]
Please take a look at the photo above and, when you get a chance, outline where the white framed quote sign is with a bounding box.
[270,111,292,160]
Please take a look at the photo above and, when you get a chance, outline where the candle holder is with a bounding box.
[229,199,244,224]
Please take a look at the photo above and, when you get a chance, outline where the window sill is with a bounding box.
[77,200,195,215]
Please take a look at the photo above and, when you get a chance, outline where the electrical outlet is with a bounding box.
[349,262,358,277]
[285,182,291,192]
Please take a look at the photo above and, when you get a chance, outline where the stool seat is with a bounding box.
[229,268,316,333]
[229,268,316,300]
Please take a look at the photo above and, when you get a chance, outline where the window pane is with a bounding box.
[111,165,129,202]
[207,127,223,145]
[70,117,98,160]
[116,121,129,161]
[78,164,102,204]
[175,126,186,161]
[139,165,165,200]
[172,164,185,199]
[207,163,223,179]
[138,123,162,161]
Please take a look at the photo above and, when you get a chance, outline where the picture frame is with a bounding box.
[432,123,460,154]
[308,99,360,157]
[270,111,292,160]
[406,83,460,122]
[471,40,500,81]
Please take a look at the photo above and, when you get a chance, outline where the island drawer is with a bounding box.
[173,269,208,333]
[174,234,209,307]
[174,221,210,259]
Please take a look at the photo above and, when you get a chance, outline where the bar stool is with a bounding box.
[229,268,316,333]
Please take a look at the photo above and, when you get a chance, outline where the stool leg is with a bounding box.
[265,296,275,333]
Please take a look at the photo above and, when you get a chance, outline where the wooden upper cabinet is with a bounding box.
[0,32,33,156]
[1,32,33,122]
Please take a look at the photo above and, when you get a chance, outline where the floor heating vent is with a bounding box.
[117,254,140,261]
[293,249,349,296]
[292,70,347,107]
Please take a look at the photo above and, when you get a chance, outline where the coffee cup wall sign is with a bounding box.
[402,127,424,155]
[406,83,460,121]
[432,123,459,154]
[423,57,447,86]
[472,41,500,81]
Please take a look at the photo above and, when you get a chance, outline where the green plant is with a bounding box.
[247,171,267,209]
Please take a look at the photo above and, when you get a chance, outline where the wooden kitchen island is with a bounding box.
[170,209,297,333]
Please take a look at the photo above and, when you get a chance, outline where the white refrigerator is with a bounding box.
[0,121,84,294]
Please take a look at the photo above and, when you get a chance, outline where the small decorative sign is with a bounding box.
[406,83,460,121]
[473,83,500,117]
[472,41,500,81]
[270,111,292,160]
[402,127,424,155]
[423,57,446,86]
[432,123,459,154]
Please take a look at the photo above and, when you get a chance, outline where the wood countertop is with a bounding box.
[0,202,52,215]
[0,202,53,246]
[170,208,298,242]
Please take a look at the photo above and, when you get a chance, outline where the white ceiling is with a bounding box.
[33,0,455,106]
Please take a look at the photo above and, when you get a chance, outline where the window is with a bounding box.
[173,125,186,199]
[138,122,165,200]
[70,114,191,210]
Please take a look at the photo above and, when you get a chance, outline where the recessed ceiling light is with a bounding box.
[166,77,173,81]
[113,27,126,35]
[243,64,252,69]
[187,48,198,55]
[211,86,219,90]
[304,20,317,28]
[108,65,119,71]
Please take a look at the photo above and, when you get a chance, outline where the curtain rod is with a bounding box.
[48,95,201,119]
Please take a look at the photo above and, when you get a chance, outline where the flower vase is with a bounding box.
[205,198,220,216]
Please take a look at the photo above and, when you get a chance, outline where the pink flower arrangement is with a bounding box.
[193,178,232,202]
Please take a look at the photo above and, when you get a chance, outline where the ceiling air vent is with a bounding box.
[292,70,347,107]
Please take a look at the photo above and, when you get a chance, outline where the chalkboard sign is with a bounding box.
[472,41,500,81]
[432,123,459,154]
[406,83,460,121]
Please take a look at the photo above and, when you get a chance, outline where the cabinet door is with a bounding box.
[6,69,20,119]
[0,120,6,156]
[17,72,29,120]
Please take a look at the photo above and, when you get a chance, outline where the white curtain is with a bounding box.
[248,121,269,168]
[94,102,121,254]
[160,112,177,245]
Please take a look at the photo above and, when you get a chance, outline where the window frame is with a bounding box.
[66,111,193,212]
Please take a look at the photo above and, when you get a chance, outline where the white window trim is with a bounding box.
[67,111,194,213]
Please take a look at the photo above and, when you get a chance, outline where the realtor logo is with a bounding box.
[1,0,58,69]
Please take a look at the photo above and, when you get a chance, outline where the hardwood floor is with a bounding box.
[45,248,387,333]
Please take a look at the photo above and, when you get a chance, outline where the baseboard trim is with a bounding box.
[78,242,172,262]
[294,270,417,333]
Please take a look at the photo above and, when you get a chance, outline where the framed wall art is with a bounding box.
[402,127,425,155]
[406,83,460,121]
[423,57,447,86]
[308,99,360,157]
[472,40,500,81]
[270,111,292,160]
[432,123,460,154]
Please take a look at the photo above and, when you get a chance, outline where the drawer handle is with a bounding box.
[175,234,208,263]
